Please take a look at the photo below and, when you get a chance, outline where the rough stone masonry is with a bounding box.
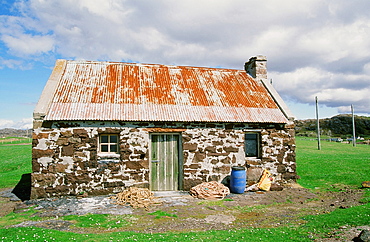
[31,120,296,199]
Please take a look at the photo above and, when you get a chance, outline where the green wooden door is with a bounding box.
[150,134,181,191]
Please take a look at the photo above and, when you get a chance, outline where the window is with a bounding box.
[99,134,119,153]
[245,133,260,157]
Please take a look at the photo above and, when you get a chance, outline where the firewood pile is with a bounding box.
[110,187,161,209]
[189,181,230,200]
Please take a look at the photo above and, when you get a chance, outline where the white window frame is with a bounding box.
[99,134,119,154]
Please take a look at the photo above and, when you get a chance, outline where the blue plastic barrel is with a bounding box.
[230,166,246,194]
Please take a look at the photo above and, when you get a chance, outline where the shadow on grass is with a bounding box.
[12,173,31,201]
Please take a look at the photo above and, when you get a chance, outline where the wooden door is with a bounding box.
[150,134,181,191]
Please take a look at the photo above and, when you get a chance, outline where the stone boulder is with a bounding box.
[353,229,370,242]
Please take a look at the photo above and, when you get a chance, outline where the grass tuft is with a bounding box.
[63,214,130,229]
[148,210,178,219]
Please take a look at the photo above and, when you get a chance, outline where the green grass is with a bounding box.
[4,210,369,242]
[0,226,306,241]
[63,214,130,229]
[296,137,370,190]
[0,206,39,228]
[0,136,369,241]
[302,203,370,233]
[0,142,32,188]
[148,210,178,219]
[197,199,226,207]
[0,226,315,241]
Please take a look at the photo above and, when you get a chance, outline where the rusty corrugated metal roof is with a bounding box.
[40,60,288,123]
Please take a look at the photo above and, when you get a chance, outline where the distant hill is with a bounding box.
[0,128,32,138]
[295,114,370,138]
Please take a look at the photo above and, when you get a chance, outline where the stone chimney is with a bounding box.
[245,55,295,120]
[244,55,267,82]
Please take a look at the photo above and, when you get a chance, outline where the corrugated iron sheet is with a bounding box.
[44,60,288,123]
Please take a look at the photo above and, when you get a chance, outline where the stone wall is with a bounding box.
[250,122,296,185]
[31,121,296,199]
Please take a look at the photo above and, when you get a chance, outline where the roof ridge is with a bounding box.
[63,59,242,71]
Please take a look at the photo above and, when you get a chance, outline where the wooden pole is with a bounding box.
[351,104,356,147]
[316,96,321,150]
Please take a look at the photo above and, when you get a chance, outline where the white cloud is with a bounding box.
[0,58,23,69]
[0,119,15,129]
[2,34,54,56]
[0,0,370,117]
[297,19,370,63]
[271,67,370,113]
[0,118,32,129]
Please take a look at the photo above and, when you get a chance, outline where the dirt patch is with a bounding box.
[0,188,22,217]
[1,185,368,240]
[1,143,30,146]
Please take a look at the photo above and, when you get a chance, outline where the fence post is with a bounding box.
[316,96,321,150]
[351,104,356,147]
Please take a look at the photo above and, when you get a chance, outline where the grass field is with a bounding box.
[296,137,370,189]
[0,137,369,241]
[0,138,32,188]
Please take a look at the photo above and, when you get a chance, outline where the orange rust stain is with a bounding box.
[106,64,118,103]
[179,67,208,106]
[52,61,279,109]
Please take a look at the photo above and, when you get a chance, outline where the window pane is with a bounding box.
[101,135,108,143]
[101,145,109,152]
[245,133,258,157]
[110,144,118,152]
[246,133,257,140]
[110,135,118,143]
[245,139,257,156]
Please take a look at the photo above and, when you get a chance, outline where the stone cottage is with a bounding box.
[31,55,297,199]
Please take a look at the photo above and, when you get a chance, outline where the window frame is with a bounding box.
[99,134,119,154]
[244,132,261,158]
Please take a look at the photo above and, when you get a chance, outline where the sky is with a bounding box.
[1,0,370,129]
